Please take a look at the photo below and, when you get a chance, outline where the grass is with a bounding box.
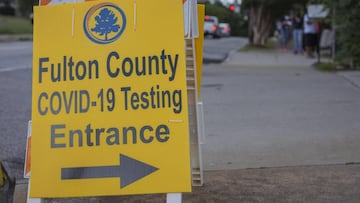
[239,37,278,52]
[0,15,33,34]
[314,62,338,72]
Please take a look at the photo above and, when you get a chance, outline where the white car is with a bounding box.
[219,23,231,37]
[204,15,221,38]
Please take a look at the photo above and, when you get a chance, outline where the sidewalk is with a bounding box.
[225,49,360,87]
[226,49,322,67]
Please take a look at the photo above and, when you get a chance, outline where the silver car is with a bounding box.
[204,15,221,39]
[219,23,231,37]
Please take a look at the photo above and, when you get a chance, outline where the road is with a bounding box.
[0,42,32,72]
[203,36,247,63]
[0,41,32,178]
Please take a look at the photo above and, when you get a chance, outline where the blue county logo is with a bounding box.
[84,3,126,44]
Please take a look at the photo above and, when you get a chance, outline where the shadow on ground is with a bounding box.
[40,164,360,203]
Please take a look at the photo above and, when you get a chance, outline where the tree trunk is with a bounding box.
[248,4,272,46]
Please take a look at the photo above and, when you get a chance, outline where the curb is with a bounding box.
[0,34,33,42]
[203,53,228,64]
[13,179,28,203]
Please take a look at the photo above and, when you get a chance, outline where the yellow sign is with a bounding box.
[195,4,204,98]
[39,0,89,6]
[31,0,191,198]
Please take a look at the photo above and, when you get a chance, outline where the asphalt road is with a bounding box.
[0,70,31,203]
[0,42,32,178]
[203,36,247,63]
[0,41,32,72]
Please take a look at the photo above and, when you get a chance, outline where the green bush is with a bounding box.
[0,15,33,34]
[314,62,338,72]
[335,1,360,68]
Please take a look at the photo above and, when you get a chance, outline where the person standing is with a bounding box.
[292,14,303,54]
[283,16,292,50]
[303,13,316,58]
[276,18,286,51]
[278,16,292,51]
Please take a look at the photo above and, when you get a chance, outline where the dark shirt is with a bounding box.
[292,17,303,29]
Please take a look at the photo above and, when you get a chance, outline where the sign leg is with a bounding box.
[166,193,182,203]
[27,180,43,203]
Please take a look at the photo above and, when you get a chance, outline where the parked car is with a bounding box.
[219,23,231,37]
[204,15,221,39]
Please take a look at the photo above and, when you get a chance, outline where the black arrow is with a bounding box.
[61,154,158,188]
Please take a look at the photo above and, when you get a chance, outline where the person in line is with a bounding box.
[303,13,316,58]
[276,19,286,51]
[292,14,303,54]
[279,16,292,51]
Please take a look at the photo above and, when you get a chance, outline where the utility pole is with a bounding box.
[332,0,336,60]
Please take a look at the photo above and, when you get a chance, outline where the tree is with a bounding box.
[204,2,247,36]
[0,0,15,16]
[16,0,38,16]
[91,8,120,41]
[333,0,360,68]
[317,0,360,68]
[242,0,307,46]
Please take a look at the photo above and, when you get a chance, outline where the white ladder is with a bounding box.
[185,38,203,186]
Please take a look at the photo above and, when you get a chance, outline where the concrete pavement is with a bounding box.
[202,50,360,171]
[3,37,360,202]
[225,49,329,67]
